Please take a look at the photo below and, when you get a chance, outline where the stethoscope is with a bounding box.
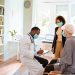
[28,33,36,52]
[28,33,34,43]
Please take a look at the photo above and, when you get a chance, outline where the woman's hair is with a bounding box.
[56,16,66,25]
[65,24,74,34]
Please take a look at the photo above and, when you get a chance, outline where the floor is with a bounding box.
[0,56,22,75]
[0,51,54,75]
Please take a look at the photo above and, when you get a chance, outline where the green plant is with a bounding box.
[9,29,17,37]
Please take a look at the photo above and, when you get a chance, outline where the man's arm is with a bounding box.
[19,36,34,59]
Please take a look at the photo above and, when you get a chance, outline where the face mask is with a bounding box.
[57,22,63,27]
[33,34,39,39]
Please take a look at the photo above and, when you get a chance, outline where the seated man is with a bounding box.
[43,24,75,75]
[19,27,48,75]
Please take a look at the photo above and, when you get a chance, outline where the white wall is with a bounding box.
[23,0,32,35]
[4,0,24,61]
[3,0,33,61]
[3,0,75,61]
[38,0,75,3]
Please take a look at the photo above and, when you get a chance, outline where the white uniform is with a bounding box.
[19,34,44,75]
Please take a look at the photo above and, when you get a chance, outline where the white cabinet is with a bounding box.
[7,41,19,60]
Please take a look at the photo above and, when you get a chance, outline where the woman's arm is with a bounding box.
[52,27,58,53]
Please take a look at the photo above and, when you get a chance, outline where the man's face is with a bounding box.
[36,29,40,35]
[33,30,40,39]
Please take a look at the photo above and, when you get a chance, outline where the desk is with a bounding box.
[42,41,52,44]
[41,41,52,51]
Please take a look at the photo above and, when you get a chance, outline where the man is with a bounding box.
[19,27,48,75]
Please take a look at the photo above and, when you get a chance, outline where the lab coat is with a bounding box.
[19,34,44,75]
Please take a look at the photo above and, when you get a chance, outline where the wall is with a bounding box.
[3,0,32,61]
[4,0,24,61]
[38,0,75,3]
[23,0,32,35]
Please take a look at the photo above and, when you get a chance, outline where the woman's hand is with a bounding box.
[51,47,54,53]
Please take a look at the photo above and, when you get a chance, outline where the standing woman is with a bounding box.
[52,16,66,58]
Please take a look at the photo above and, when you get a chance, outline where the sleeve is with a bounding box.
[52,27,57,48]
[60,39,73,72]
[19,36,34,59]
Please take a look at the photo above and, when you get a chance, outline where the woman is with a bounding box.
[60,24,75,74]
[43,24,75,74]
[52,16,66,58]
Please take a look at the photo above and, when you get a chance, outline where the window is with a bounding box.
[32,0,75,42]
[70,4,75,36]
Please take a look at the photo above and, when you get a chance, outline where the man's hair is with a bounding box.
[31,27,40,31]
[56,16,66,25]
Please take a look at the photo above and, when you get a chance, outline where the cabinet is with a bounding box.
[0,5,4,61]
[7,41,19,60]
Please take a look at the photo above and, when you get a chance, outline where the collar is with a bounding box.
[28,33,34,43]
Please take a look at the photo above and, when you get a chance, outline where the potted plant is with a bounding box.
[9,29,17,40]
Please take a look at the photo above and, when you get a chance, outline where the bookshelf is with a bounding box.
[0,5,4,45]
[0,5,4,61]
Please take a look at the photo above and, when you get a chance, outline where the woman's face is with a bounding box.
[56,19,60,24]
[56,19,63,27]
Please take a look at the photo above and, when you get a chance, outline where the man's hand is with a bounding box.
[37,50,44,55]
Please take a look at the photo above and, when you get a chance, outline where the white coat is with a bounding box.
[19,34,44,75]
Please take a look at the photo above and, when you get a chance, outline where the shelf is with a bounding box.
[0,35,3,37]
[0,25,4,26]
[0,25,4,29]
[0,15,4,16]
[0,44,3,46]
[0,52,3,55]
[0,52,3,61]
[0,5,4,7]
